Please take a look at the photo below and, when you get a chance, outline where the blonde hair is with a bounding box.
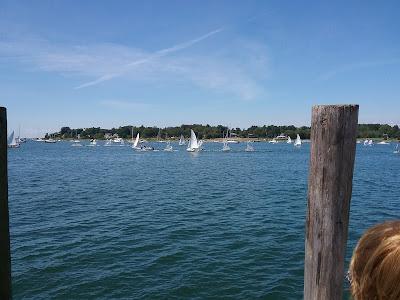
[349,220,400,300]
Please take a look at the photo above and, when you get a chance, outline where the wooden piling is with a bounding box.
[0,107,11,299]
[304,105,359,300]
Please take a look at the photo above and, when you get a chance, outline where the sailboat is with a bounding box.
[186,129,202,152]
[7,131,20,148]
[112,137,124,146]
[226,129,239,143]
[130,127,136,144]
[45,134,57,143]
[71,130,80,143]
[87,139,97,147]
[393,144,399,154]
[287,136,292,144]
[245,141,255,152]
[72,141,83,147]
[71,133,82,147]
[132,133,141,150]
[132,133,153,151]
[179,134,186,146]
[164,141,173,152]
[16,125,24,144]
[294,134,302,147]
[71,130,82,146]
[222,131,230,152]
[157,128,165,143]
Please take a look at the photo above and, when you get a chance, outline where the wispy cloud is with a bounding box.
[0,39,147,77]
[173,56,264,101]
[76,28,223,89]
[0,29,267,101]
[318,59,400,81]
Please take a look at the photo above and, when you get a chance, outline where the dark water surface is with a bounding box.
[8,141,399,299]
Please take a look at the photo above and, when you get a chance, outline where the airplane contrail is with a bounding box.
[75,28,223,89]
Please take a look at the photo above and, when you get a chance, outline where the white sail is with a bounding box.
[133,133,140,148]
[394,144,399,154]
[222,131,230,151]
[8,131,20,148]
[7,131,14,145]
[157,128,161,141]
[222,141,230,151]
[164,141,173,152]
[245,141,254,152]
[294,134,302,147]
[189,129,199,149]
[9,131,20,147]
[287,136,292,144]
[179,134,186,145]
[187,129,201,151]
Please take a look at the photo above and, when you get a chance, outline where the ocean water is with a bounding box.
[8,141,400,299]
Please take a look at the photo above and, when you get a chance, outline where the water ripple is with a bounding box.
[8,142,400,299]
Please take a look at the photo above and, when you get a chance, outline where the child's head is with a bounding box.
[349,220,400,300]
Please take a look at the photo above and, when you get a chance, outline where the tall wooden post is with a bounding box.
[0,107,11,299]
[304,105,358,300]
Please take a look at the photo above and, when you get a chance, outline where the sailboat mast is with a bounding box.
[157,128,161,141]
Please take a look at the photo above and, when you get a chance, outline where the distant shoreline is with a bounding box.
[37,137,399,142]
[45,124,400,141]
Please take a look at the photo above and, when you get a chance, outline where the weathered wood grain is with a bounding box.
[304,105,359,300]
[0,107,11,300]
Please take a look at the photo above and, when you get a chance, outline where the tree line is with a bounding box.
[47,123,400,140]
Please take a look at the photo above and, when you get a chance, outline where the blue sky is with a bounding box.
[1,0,399,137]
